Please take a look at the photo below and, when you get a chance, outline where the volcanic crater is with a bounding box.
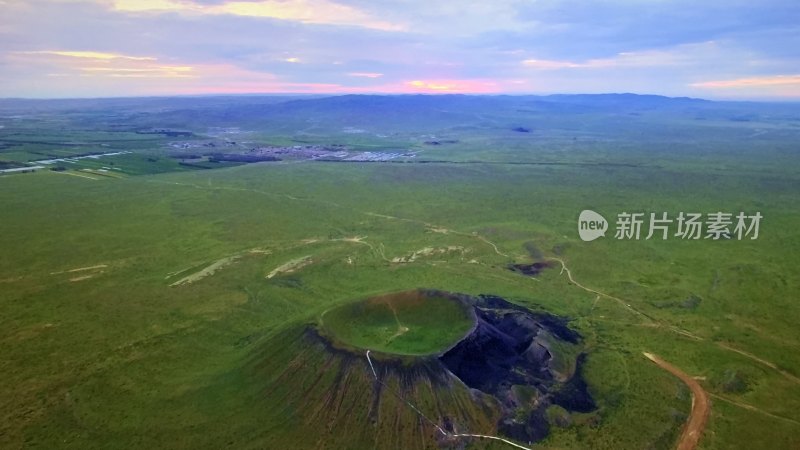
[313,289,596,445]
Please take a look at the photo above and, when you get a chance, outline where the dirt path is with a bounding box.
[709,393,800,426]
[551,257,799,388]
[384,301,409,341]
[643,353,710,450]
[550,257,659,323]
[550,256,706,342]
[717,343,800,385]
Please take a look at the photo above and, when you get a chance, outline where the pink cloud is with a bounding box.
[400,79,500,93]
[4,49,518,96]
[691,74,800,88]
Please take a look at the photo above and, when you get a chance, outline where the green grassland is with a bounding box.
[321,291,474,355]
[0,95,799,449]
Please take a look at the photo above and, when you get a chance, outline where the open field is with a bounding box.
[1,94,799,449]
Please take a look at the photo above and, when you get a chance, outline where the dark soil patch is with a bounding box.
[423,139,459,145]
[508,260,555,276]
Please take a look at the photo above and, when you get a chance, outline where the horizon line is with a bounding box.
[1,92,799,103]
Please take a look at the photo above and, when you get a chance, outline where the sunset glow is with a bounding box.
[405,79,499,93]
[16,50,156,61]
[1,1,798,99]
[691,75,800,88]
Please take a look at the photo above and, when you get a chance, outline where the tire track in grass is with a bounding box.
[549,257,666,327]
[550,256,800,387]
[716,343,800,385]
[709,393,800,426]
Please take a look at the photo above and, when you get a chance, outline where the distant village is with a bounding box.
[168,140,416,163]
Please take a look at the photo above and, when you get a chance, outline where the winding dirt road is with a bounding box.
[643,352,710,450]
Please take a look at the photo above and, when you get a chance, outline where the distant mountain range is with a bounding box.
[2,93,797,133]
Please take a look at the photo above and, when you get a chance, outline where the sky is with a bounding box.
[1,0,799,99]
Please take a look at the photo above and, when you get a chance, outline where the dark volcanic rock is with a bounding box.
[439,294,594,444]
[499,408,549,444]
[552,354,596,412]
[439,314,533,392]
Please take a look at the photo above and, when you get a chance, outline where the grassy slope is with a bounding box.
[242,326,500,450]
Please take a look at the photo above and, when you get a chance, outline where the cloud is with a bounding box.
[521,59,583,69]
[521,42,724,70]
[1,0,799,98]
[404,79,499,93]
[688,74,800,98]
[339,0,543,36]
[347,72,383,78]
[10,49,195,80]
[2,55,339,97]
[108,0,404,31]
[691,75,800,88]
[79,66,194,77]
[14,50,156,61]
